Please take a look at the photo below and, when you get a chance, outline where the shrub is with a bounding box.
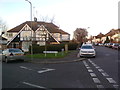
[47,44,65,51]
[29,43,78,54]
[68,43,78,50]
[29,44,44,54]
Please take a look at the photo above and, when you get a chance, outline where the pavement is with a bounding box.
[25,51,86,64]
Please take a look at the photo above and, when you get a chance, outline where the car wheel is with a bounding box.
[5,57,9,63]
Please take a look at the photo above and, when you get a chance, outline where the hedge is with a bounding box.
[29,43,78,54]
[68,43,78,50]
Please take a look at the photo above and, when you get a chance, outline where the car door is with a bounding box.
[2,49,8,61]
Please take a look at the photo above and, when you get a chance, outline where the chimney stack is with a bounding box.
[34,17,37,22]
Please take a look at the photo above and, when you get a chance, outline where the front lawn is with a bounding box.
[26,51,70,59]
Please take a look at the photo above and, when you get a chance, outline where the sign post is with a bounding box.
[65,44,68,53]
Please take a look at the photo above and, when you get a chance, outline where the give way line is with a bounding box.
[20,66,55,88]
[19,66,55,74]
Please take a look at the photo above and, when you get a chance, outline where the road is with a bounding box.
[2,46,119,89]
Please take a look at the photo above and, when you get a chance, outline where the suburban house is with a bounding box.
[92,33,105,43]
[104,29,120,43]
[6,21,70,52]
[92,29,120,44]
[0,36,7,50]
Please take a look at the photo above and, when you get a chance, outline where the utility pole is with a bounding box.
[25,0,33,60]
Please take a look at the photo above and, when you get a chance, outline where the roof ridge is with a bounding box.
[7,21,28,32]
[7,21,69,35]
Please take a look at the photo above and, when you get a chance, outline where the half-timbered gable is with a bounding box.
[6,21,70,52]
[20,24,33,41]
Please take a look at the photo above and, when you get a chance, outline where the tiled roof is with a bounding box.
[7,21,69,34]
[58,29,70,34]
[105,29,120,36]
[93,29,120,39]
[95,33,104,38]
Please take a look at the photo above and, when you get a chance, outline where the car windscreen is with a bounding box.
[9,49,22,52]
[81,46,93,49]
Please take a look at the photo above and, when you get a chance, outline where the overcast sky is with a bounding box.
[0,0,119,39]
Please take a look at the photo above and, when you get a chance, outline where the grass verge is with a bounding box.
[26,51,71,59]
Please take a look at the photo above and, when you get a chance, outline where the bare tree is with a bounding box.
[0,18,8,33]
[73,28,88,43]
[39,15,55,23]
[41,15,49,22]
[49,15,55,23]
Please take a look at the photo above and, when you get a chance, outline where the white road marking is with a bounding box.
[92,63,97,66]
[113,85,119,88]
[88,59,97,67]
[83,61,87,64]
[88,69,93,72]
[86,66,91,69]
[96,85,104,88]
[20,66,33,71]
[38,68,55,74]
[106,78,116,84]
[102,72,109,77]
[83,61,89,67]
[22,82,46,88]
[95,66,100,69]
[89,61,93,63]
[88,59,101,69]
[91,62,94,64]
[85,65,89,67]
[92,64,97,67]
[90,73,96,77]
[98,69,104,72]
[88,59,92,62]
[93,78,101,83]
[87,59,118,88]
[20,66,55,74]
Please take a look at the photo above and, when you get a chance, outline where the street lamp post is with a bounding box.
[86,27,91,43]
[45,34,47,57]
[25,0,32,22]
[25,0,33,60]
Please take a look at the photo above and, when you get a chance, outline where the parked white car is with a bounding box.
[79,44,96,58]
[2,48,25,63]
